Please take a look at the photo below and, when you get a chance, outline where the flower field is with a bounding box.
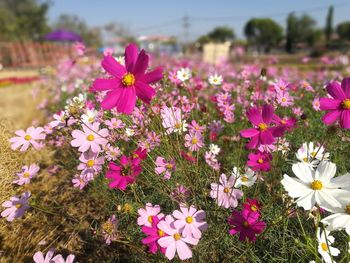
[1,43,350,262]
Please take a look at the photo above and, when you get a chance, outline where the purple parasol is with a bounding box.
[44,29,82,42]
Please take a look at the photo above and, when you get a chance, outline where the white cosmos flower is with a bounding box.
[209,144,220,155]
[125,128,134,137]
[232,166,257,188]
[81,109,98,124]
[317,228,340,263]
[176,68,192,82]
[281,161,349,210]
[208,74,223,86]
[296,142,329,168]
[321,194,350,234]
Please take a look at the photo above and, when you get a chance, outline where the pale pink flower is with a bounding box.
[13,164,40,185]
[104,118,125,129]
[33,249,64,263]
[161,106,187,134]
[184,131,204,152]
[155,157,176,179]
[1,191,30,221]
[210,174,243,208]
[77,151,104,175]
[137,203,164,227]
[312,98,321,111]
[71,122,109,153]
[157,215,199,260]
[72,174,92,189]
[102,214,118,245]
[10,126,46,151]
[173,205,208,238]
[276,91,294,107]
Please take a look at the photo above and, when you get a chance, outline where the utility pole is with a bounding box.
[182,15,190,44]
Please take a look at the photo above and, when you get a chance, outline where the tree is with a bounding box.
[244,18,283,53]
[0,0,51,41]
[337,21,350,41]
[325,5,334,46]
[53,14,102,47]
[207,26,235,43]
[285,13,319,53]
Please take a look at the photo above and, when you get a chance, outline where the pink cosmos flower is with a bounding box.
[71,122,109,153]
[157,215,199,260]
[161,106,188,134]
[272,115,297,131]
[320,77,350,129]
[137,203,164,227]
[184,131,204,152]
[188,120,205,133]
[77,151,104,175]
[276,91,294,107]
[240,105,284,149]
[173,205,208,238]
[312,98,321,111]
[210,173,243,208]
[242,198,262,214]
[13,164,40,185]
[228,209,266,242]
[72,173,91,190]
[155,157,176,179]
[92,43,163,114]
[104,118,125,129]
[10,126,46,151]
[1,191,30,221]
[247,151,272,172]
[105,155,142,190]
[141,215,167,254]
[102,214,118,245]
[33,249,64,263]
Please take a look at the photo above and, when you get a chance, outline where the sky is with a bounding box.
[47,0,350,41]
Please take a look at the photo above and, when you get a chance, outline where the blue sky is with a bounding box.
[48,0,350,40]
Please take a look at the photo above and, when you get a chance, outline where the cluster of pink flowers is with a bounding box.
[137,203,207,260]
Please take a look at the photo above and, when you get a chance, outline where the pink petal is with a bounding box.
[102,56,126,77]
[176,240,193,260]
[327,81,345,100]
[116,88,136,115]
[125,43,138,72]
[247,107,263,126]
[322,110,342,125]
[340,110,350,129]
[143,67,163,83]
[341,77,350,97]
[240,128,259,138]
[261,104,274,123]
[92,78,119,91]
[134,81,156,104]
[134,50,149,76]
[101,89,123,110]
[320,98,341,110]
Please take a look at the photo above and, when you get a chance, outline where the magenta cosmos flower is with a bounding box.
[228,209,266,242]
[105,155,142,190]
[137,203,164,227]
[141,215,167,254]
[247,151,272,172]
[1,191,30,222]
[172,205,208,239]
[92,43,163,114]
[13,164,40,185]
[10,126,46,152]
[320,77,350,129]
[157,215,199,260]
[71,122,109,153]
[240,105,284,149]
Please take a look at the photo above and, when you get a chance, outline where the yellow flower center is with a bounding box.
[173,233,181,240]
[242,221,249,228]
[342,99,350,109]
[23,172,30,178]
[86,134,95,141]
[24,135,31,141]
[158,229,165,237]
[122,72,135,87]
[311,152,317,157]
[241,176,248,182]
[258,123,268,131]
[102,221,114,234]
[321,242,328,252]
[345,204,350,214]
[147,216,153,223]
[174,122,182,129]
[223,187,230,193]
[15,204,22,209]
[303,157,309,162]
[185,216,193,224]
[281,120,286,125]
[281,98,287,102]
[310,180,323,190]
[251,205,258,212]
[165,163,173,169]
[87,160,95,167]
[191,138,198,144]
[257,158,264,164]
